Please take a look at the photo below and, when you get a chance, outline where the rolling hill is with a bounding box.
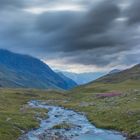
[0,49,77,90]
[94,64,140,83]
[67,64,140,139]
[74,64,140,93]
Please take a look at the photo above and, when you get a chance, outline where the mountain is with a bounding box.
[109,69,121,74]
[0,49,77,90]
[74,64,140,92]
[95,64,140,83]
[57,72,77,88]
[56,71,106,85]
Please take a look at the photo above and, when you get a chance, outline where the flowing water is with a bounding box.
[19,100,126,140]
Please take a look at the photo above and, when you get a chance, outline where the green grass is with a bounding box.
[61,80,140,139]
[0,88,68,140]
[0,80,140,139]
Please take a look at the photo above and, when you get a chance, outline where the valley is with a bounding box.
[0,0,140,139]
[0,63,140,140]
[0,50,139,140]
[0,78,140,140]
[19,100,126,140]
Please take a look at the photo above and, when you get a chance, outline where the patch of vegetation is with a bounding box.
[61,81,140,139]
[0,88,68,140]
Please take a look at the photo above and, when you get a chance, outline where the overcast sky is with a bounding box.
[0,0,140,73]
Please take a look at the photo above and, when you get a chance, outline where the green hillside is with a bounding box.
[64,64,140,139]
[0,64,140,140]
[95,64,140,84]
[0,88,68,140]
[74,64,140,93]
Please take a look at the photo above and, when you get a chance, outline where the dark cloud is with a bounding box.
[126,0,140,25]
[36,0,121,52]
[0,0,139,71]
[0,0,26,9]
[37,11,79,33]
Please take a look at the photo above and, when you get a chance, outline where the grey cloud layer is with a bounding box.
[0,0,139,69]
[126,0,140,25]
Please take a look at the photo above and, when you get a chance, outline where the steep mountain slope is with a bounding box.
[108,69,121,74]
[0,49,76,90]
[57,72,77,89]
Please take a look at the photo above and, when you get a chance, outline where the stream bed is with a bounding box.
[19,100,126,140]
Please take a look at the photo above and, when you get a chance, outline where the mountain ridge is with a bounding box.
[0,49,77,90]
[94,64,140,84]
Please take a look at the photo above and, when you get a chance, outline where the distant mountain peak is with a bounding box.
[109,69,121,74]
[55,70,106,85]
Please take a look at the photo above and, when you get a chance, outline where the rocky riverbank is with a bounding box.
[19,100,126,140]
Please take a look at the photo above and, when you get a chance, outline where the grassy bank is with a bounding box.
[62,80,140,139]
[0,88,68,140]
[0,81,140,139]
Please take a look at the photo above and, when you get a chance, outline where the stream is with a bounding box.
[19,100,126,140]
